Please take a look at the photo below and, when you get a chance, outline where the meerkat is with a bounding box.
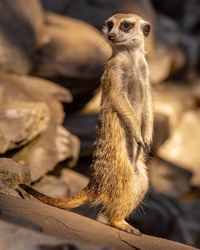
[20,13,153,236]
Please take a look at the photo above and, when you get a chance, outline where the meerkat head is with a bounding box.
[103,13,151,49]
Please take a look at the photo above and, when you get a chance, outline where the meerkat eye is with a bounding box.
[107,21,113,31]
[120,21,133,32]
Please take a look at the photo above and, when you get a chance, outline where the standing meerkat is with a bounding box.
[20,13,153,236]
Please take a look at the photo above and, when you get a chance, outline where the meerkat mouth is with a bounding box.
[111,39,126,44]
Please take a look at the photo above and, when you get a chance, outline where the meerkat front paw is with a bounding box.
[143,136,152,152]
[135,136,146,151]
[144,142,151,152]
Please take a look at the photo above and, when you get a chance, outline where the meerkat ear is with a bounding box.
[142,22,151,37]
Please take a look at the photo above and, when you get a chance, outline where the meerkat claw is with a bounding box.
[144,143,151,152]
[136,139,145,150]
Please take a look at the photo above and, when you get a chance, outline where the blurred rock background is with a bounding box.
[0,0,200,249]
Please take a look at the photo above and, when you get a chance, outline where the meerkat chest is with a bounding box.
[122,63,145,106]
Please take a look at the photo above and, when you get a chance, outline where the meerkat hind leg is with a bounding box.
[109,219,141,236]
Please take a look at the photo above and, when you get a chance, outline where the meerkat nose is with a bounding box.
[108,33,116,41]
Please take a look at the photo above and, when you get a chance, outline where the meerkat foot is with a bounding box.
[110,220,141,236]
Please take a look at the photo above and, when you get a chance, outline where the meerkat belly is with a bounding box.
[90,109,148,210]
[91,111,132,183]
[123,70,144,115]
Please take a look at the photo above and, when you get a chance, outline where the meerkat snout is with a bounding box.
[103,13,151,47]
[108,33,116,42]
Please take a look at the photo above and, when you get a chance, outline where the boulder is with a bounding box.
[0,101,50,153]
[33,169,96,218]
[0,73,72,124]
[60,168,88,194]
[32,12,110,110]
[40,0,71,13]
[33,175,70,199]
[13,124,79,182]
[0,158,30,197]
[41,0,155,28]
[33,12,109,80]
[150,158,192,197]
[149,13,186,84]
[149,44,185,84]
[65,114,97,157]
[0,73,79,181]
[33,169,88,199]
[0,194,197,250]
[153,81,193,150]
[158,110,200,187]
[153,112,170,152]
[151,0,184,21]
[191,78,200,107]
[0,219,107,250]
[131,192,199,246]
[0,0,44,74]
[41,0,186,85]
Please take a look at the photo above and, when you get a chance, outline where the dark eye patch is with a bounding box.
[120,21,134,32]
[107,21,113,31]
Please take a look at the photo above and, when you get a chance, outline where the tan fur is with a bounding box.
[19,13,153,236]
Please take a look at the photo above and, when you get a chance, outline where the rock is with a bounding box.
[153,112,170,152]
[153,81,195,133]
[33,169,88,199]
[60,168,97,219]
[181,0,200,34]
[152,0,200,75]
[149,13,186,84]
[0,73,72,124]
[0,101,50,153]
[33,12,109,80]
[0,219,107,250]
[65,114,97,157]
[33,175,70,199]
[13,124,79,182]
[151,0,184,21]
[41,0,71,13]
[0,73,79,181]
[158,110,200,187]
[191,79,200,106]
[0,195,197,250]
[35,1,156,111]
[181,200,200,242]
[0,158,30,197]
[33,169,96,218]
[53,0,156,33]
[60,168,88,195]
[32,12,109,110]
[53,0,156,57]
[80,89,101,115]
[13,74,72,104]
[177,0,200,74]
[150,158,192,197]
[157,14,181,46]
[132,192,199,246]
[152,81,195,150]
[0,0,44,74]
[149,44,185,84]
[55,126,80,166]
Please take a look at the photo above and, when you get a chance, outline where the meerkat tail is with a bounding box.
[19,184,88,209]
